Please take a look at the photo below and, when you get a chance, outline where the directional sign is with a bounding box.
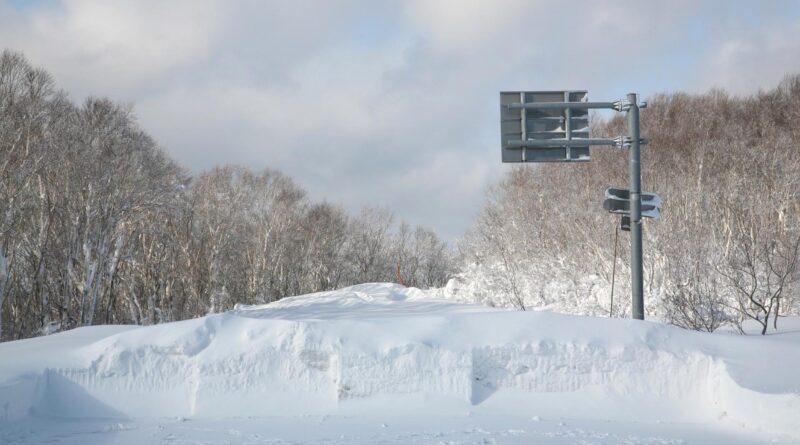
[603,199,661,219]
[603,187,662,219]
[603,199,659,214]
[605,187,661,207]
[501,91,590,163]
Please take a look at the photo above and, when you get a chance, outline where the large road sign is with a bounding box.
[500,91,590,162]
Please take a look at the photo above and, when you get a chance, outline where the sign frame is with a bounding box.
[500,90,590,163]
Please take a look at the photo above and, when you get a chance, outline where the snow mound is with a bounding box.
[0,283,798,438]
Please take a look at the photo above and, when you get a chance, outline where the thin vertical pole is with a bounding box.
[610,224,619,317]
[627,93,644,320]
[564,91,572,160]
[520,92,527,162]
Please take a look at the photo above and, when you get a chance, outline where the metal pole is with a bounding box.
[627,93,644,320]
[520,92,527,162]
[610,224,619,317]
[508,101,617,110]
[506,138,619,149]
[564,97,572,160]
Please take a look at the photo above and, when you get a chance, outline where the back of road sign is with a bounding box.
[500,91,589,163]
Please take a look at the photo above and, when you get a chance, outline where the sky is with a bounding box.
[1,0,799,241]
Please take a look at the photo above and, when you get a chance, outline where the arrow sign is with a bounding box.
[603,187,662,219]
[641,206,661,219]
[605,187,661,207]
[603,199,659,214]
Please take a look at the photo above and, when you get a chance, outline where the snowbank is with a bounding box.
[0,283,798,438]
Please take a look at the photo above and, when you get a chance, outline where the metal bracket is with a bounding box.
[612,99,632,112]
[612,99,648,112]
[613,136,649,148]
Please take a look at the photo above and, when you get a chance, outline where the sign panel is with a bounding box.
[621,215,631,231]
[602,199,660,214]
[605,187,662,207]
[603,199,661,219]
[603,187,662,219]
[500,91,590,163]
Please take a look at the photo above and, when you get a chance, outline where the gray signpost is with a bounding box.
[499,91,654,320]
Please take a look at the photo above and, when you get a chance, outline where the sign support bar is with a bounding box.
[508,101,616,110]
[507,138,618,148]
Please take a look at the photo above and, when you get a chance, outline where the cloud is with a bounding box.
[0,0,225,98]
[404,0,534,55]
[2,0,799,240]
[697,21,800,94]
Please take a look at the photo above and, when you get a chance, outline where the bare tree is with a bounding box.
[346,206,394,283]
[0,50,459,341]
[719,224,800,335]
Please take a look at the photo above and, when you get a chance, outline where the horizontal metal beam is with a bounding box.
[507,101,617,110]
[505,138,617,149]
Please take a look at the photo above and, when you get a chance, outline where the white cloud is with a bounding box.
[697,21,800,94]
[404,0,535,55]
[1,0,225,98]
[2,0,799,240]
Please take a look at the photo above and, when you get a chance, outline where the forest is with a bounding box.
[0,51,452,341]
[2,49,799,340]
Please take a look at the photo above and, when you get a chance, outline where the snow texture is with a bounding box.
[0,283,798,444]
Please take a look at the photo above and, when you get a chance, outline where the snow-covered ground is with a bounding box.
[1,283,798,444]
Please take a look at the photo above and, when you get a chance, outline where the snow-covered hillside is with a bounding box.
[1,283,799,444]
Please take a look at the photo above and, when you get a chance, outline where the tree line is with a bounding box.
[451,76,800,334]
[0,51,452,341]
[4,49,799,340]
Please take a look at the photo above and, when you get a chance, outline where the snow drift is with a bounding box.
[0,283,798,438]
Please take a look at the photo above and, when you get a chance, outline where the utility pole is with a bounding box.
[627,93,644,320]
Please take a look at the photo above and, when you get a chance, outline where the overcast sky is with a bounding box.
[2,0,799,240]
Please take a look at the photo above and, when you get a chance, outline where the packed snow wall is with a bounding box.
[0,284,797,437]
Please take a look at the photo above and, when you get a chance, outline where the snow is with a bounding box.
[1,283,799,444]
